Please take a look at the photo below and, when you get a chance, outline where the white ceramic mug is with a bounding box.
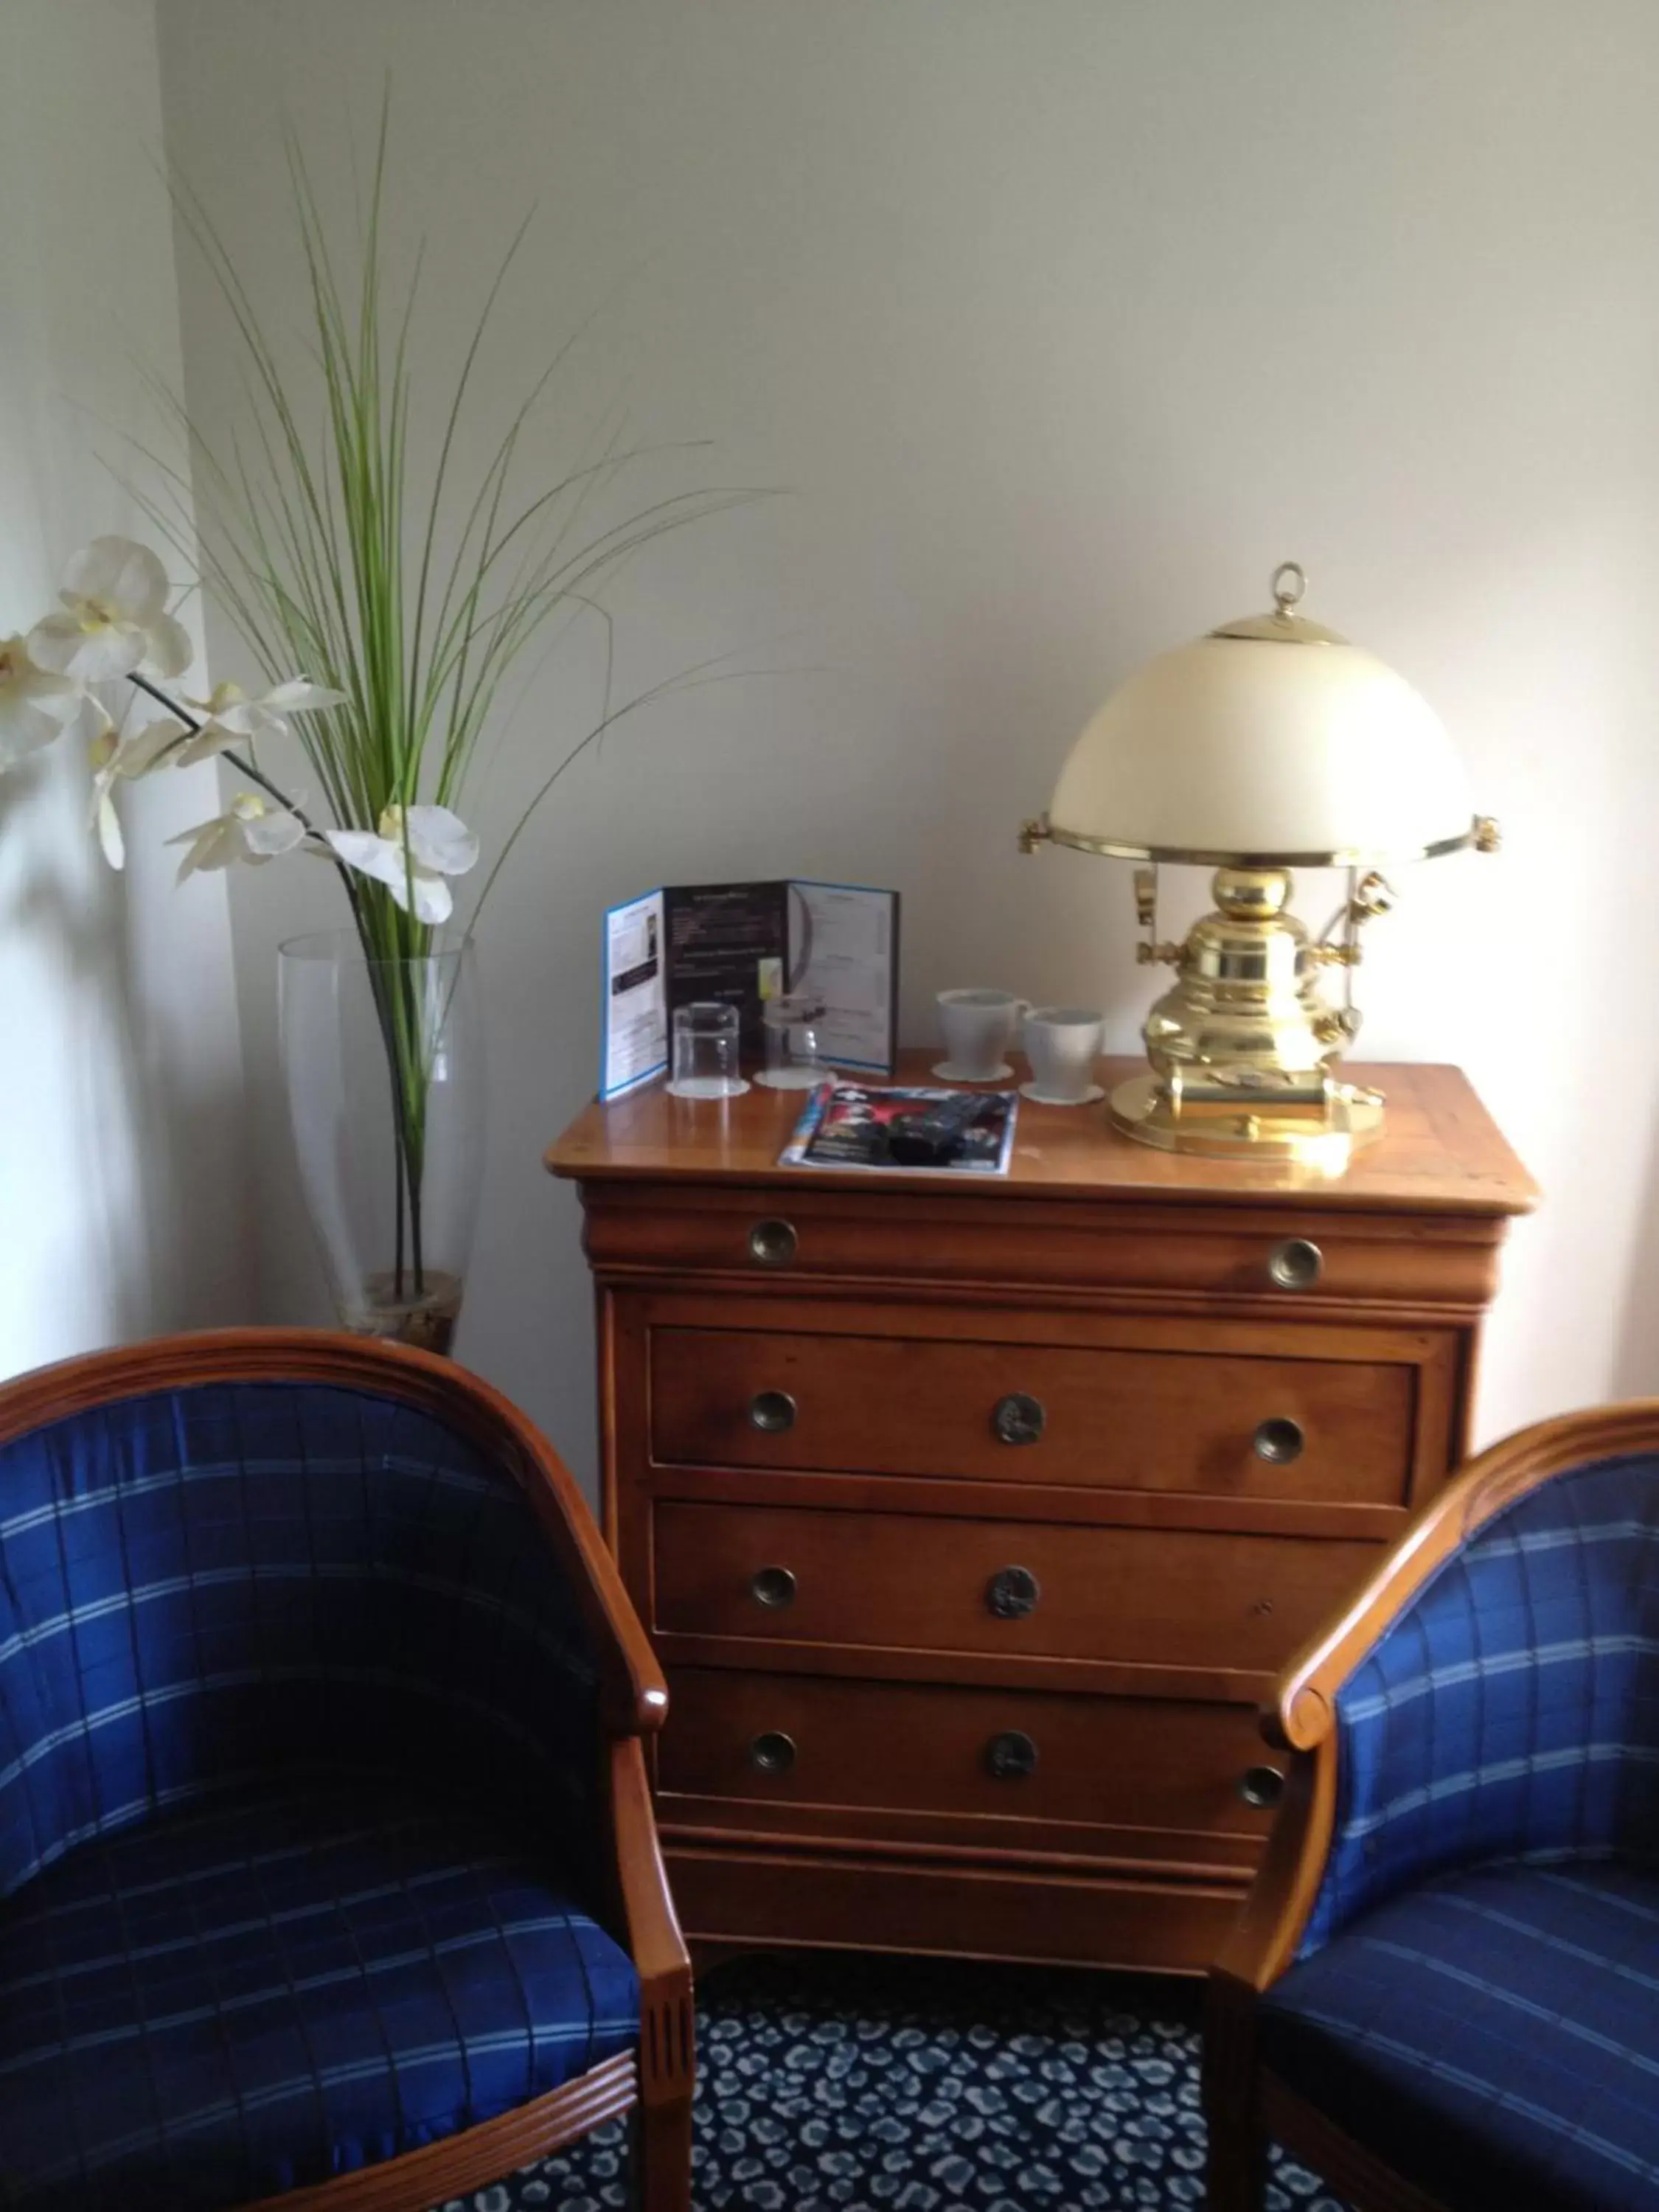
[933,989,1029,1082]
[1021,1005,1105,1105]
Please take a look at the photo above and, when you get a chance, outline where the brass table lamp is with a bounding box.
[1020,563,1495,1166]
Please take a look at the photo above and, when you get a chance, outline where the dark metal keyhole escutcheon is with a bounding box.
[992,1394,1046,1447]
[985,1729,1039,1781]
[1267,1237,1323,1290]
[750,1391,797,1434]
[749,1731,797,1775]
[750,1566,797,1610]
[1252,1416,1306,1464]
[986,1566,1040,1620]
[748,1218,798,1267]
[1238,1764,1285,1810]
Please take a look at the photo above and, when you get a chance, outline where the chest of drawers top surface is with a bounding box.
[546,1056,1536,1219]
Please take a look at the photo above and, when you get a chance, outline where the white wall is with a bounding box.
[0,0,250,1379]
[155,0,1659,1489]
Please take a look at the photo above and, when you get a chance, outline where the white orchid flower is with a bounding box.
[28,536,191,685]
[0,633,81,769]
[172,676,345,764]
[324,804,479,924]
[86,703,182,869]
[167,790,307,883]
[88,709,125,869]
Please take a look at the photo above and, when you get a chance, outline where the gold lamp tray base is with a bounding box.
[1107,1072,1385,1170]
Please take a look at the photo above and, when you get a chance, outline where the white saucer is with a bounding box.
[932,1060,1014,1083]
[1020,1081,1105,1107]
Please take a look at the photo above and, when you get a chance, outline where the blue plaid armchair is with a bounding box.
[1206,1403,1659,2212]
[0,1331,692,2212]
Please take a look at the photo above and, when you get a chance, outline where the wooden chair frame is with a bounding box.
[0,1328,694,2212]
[1204,1399,1659,2212]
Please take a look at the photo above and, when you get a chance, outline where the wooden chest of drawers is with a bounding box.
[547,1056,1535,1973]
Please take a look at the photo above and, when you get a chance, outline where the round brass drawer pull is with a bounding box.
[1252,1416,1306,1465]
[750,1391,797,1434]
[749,1730,797,1775]
[748,1217,798,1267]
[750,1565,797,1610]
[992,1393,1046,1446]
[985,1728,1040,1780]
[985,1565,1040,1620]
[1267,1237,1323,1290]
[1238,1764,1285,1810]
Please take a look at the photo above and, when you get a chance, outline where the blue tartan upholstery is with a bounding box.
[0,1780,638,2212]
[1262,1858,1659,2212]
[1257,1450,1659,2212]
[1298,1451,1659,1959]
[0,1379,637,2211]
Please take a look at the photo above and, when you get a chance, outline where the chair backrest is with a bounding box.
[1299,1450,1659,1956]
[0,1375,599,1902]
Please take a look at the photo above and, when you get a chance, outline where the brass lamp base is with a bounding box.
[1110,864,1394,1172]
[1107,1071,1385,1170]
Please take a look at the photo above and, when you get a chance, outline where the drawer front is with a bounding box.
[649,1325,1416,1502]
[653,1499,1377,1674]
[662,1848,1248,1972]
[585,1186,1506,1310]
[657,1667,1281,1840]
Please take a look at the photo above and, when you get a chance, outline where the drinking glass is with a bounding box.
[756,994,831,1090]
[667,1001,749,1099]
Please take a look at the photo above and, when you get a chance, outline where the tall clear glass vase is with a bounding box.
[278,931,486,1355]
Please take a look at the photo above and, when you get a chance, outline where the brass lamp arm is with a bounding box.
[1132,865,1183,967]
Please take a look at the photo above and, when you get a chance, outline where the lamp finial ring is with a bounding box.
[1271,560,1307,615]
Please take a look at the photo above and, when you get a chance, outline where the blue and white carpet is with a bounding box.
[434,1951,1346,2211]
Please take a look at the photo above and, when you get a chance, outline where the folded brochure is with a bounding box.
[781,1082,1018,1175]
[602,879,900,1100]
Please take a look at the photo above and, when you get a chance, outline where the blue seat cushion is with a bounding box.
[0,1778,639,2212]
[1261,1857,1659,2212]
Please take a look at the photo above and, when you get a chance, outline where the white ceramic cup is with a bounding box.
[1021,1005,1105,1105]
[933,989,1029,1082]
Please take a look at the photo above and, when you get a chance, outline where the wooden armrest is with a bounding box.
[1270,1400,1659,1755]
[1210,1746,1339,1995]
[610,1736,694,2106]
[1216,1399,1659,1991]
[355,1336,670,1738]
[504,1414,669,1739]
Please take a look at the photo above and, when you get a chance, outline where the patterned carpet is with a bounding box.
[432,1951,1347,2212]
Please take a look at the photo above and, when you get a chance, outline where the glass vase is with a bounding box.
[278,931,486,1355]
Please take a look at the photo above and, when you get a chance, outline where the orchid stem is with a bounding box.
[125,670,333,847]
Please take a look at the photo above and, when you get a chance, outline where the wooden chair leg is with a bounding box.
[1203,1972,1267,2212]
[634,2089,694,2212]
[611,1739,697,2212]
[1206,2104,1269,2212]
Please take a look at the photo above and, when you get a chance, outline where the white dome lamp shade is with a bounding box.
[1020,563,1498,1166]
